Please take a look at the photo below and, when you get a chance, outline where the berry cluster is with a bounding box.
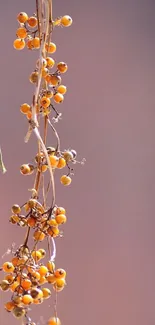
[0,2,84,325]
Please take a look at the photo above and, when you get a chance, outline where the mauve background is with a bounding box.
[0,0,155,324]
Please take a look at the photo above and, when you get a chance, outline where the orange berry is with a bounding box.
[2,262,14,273]
[55,214,67,225]
[26,111,32,120]
[13,39,25,50]
[17,12,28,24]
[61,15,73,27]
[40,96,51,108]
[42,287,51,299]
[47,274,56,284]
[22,294,33,305]
[57,62,68,73]
[10,281,20,292]
[45,74,61,86]
[5,301,15,312]
[16,27,27,39]
[60,175,72,186]
[48,317,61,325]
[27,16,38,28]
[47,226,59,237]
[9,215,20,224]
[20,103,31,114]
[39,164,48,172]
[39,276,47,285]
[47,261,55,272]
[56,207,66,215]
[57,85,67,95]
[54,268,66,279]
[42,67,49,78]
[47,219,57,227]
[26,38,34,50]
[32,37,40,49]
[38,265,48,276]
[11,256,19,266]
[53,92,64,104]
[33,230,45,241]
[27,216,36,227]
[20,164,31,175]
[5,274,15,283]
[57,157,66,169]
[11,204,21,214]
[21,279,32,290]
[49,155,59,168]
[46,57,55,68]
[33,297,43,304]
[45,42,56,53]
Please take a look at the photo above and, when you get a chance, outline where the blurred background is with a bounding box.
[0,0,155,324]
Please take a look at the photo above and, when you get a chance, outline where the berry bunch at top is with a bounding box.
[0,1,84,325]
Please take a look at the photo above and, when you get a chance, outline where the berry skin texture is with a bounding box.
[57,85,67,95]
[17,12,28,23]
[13,39,25,50]
[47,261,55,272]
[32,37,40,49]
[54,268,66,279]
[49,155,59,168]
[0,280,10,291]
[5,301,15,312]
[38,265,48,276]
[48,317,61,325]
[61,15,73,27]
[12,307,25,318]
[54,93,64,104]
[22,294,33,305]
[2,262,14,273]
[60,175,72,186]
[45,74,61,86]
[57,62,68,73]
[33,230,45,241]
[29,71,38,84]
[45,42,56,53]
[27,16,38,28]
[16,27,27,39]
[40,96,51,108]
[56,207,66,215]
[21,279,32,290]
[20,164,31,175]
[42,288,51,299]
[26,38,34,50]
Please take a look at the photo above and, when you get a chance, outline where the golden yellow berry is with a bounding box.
[17,12,28,24]
[11,204,21,214]
[40,96,51,108]
[0,280,10,291]
[54,92,64,104]
[45,42,56,53]
[57,62,68,73]
[22,294,33,305]
[42,67,49,78]
[16,27,27,39]
[43,90,53,98]
[39,164,48,172]
[45,74,61,86]
[48,317,61,325]
[60,175,72,186]
[55,214,67,225]
[57,85,67,94]
[49,155,59,168]
[9,215,20,224]
[33,230,45,241]
[12,307,25,318]
[13,39,25,50]
[5,301,15,312]
[38,248,46,258]
[48,219,58,227]
[57,157,66,169]
[61,15,73,27]
[42,287,51,299]
[46,57,55,68]
[53,278,66,291]
[47,226,59,237]
[32,37,40,49]
[54,268,66,279]
[27,16,38,28]
[5,274,15,283]
[31,250,42,262]
[63,151,74,161]
[38,265,48,276]
[47,261,55,272]
[29,71,38,84]
[2,262,14,273]
[20,103,31,114]
[39,276,47,285]
[10,281,20,292]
